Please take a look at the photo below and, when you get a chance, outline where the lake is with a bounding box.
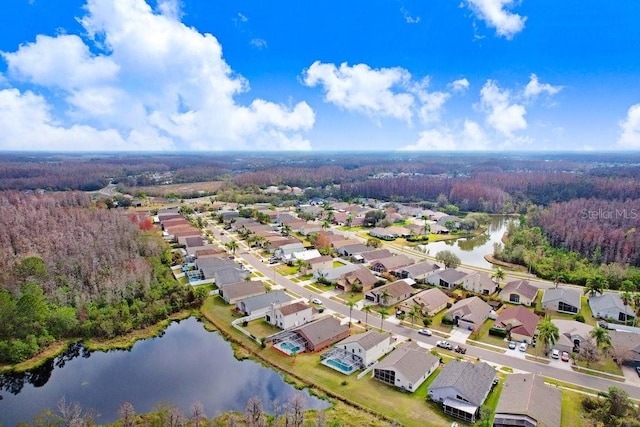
[0,317,328,425]
[419,216,513,269]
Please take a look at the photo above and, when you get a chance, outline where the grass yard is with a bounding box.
[245,319,281,338]
[299,273,313,281]
[332,261,345,268]
[428,309,453,333]
[333,292,364,305]
[561,389,586,426]
[305,282,335,293]
[535,295,596,326]
[470,319,509,349]
[275,264,298,276]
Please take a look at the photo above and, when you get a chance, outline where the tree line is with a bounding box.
[0,191,204,364]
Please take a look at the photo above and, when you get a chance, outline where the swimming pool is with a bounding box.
[324,358,355,374]
[276,341,301,355]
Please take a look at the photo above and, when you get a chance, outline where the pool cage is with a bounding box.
[271,331,307,356]
[320,347,363,374]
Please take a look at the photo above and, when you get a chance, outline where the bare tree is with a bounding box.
[315,409,326,427]
[190,401,207,427]
[118,402,136,427]
[579,340,600,367]
[245,396,266,427]
[57,396,97,427]
[286,394,305,427]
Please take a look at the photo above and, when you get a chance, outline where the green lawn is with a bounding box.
[574,354,624,376]
[305,282,335,293]
[332,261,346,268]
[275,264,298,275]
[428,309,453,333]
[470,319,509,349]
[245,319,281,338]
[561,389,586,426]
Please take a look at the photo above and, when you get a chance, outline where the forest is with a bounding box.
[0,192,203,364]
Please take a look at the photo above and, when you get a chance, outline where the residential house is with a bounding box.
[337,243,373,258]
[398,287,450,317]
[195,248,225,258]
[236,290,292,316]
[500,280,538,306]
[541,287,581,314]
[274,242,305,260]
[330,330,393,368]
[214,267,250,288]
[293,316,351,352]
[184,236,205,248]
[370,255,415,274]
[314,263,360,283]
[609,330,640,365]
[291,249,322,263]
[361,249,393,264]
[196,257,237,280]
[364,279,414,306]
[220,281,266,304]
[373,342,439,392]
[589,293,636,324]
[368,227,398,241]
[493,306,540,343]
[436,215,462,229]
[395,261,441,282]
[266,301,315,330]
[461,271,498,295]
[298,223,323,236]
[428,360,496,423]
[331,239,359,251]
[426,268,468,290]
[551,319,594,353]
[336,267,379,293]
[307,256,334,274]
[493,373,562,427]
[444,297,493,332]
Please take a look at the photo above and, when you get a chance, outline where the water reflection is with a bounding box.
[419,216,513,269]
[0,317,328,425]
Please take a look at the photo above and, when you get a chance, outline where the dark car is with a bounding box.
[636,366,640,377]
[454,345,467,354]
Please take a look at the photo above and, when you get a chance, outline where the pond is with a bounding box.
[419,216,514,269]
[0,317,328,425]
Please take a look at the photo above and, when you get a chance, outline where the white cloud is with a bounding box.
[237,12,249,23]
[462,119,490,149]
[412,78,449,123]
[618,104,640,149]
[250,38,268,49]
[0,0,313,151]
[401,7,421,24]
[304,61,415,123]
[466,0,526,39]
[479,79,527,136]
[523,73,562,98]
[400,120,489,151]
[449,78,470,92]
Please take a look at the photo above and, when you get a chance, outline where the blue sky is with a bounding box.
[1,0,639,152]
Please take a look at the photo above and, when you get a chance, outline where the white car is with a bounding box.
[436,340,453,350]
[551,348,560,359]
[418,328,432,336]
[519,342,528,352]
[311,298,323,305]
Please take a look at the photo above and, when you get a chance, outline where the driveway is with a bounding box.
[449,327,471,344]
[504,347,527,360]
[622,365,640,385]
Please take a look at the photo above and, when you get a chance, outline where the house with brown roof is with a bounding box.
[373,342,439,393]
[609,330,640,364]
[306,255,334,273]
[444,296,492,332]
[266,301,315,330]
[220,281,266,304]
[494,373,562,427]
[361,249,393,263]
[398,287,450,317]
[500,279,538,306]
[336,267,379,293]
[293,316,351,352]
[461,271,497,295]
[493,306,540,343]
[370,255,415,274]
[551,319,593,353]
[365,279,414,306]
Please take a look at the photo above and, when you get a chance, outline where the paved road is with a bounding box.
[208,222,640,399]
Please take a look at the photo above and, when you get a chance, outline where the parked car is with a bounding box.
[561,351,570,362]
[454,345,467,354]
[436,340,453,350]
[551,348,560,359]
[311,298,323,305]
[508,341,517,350]
[519,342,528,352]
[418,328,432,336]
[636,366,640,377]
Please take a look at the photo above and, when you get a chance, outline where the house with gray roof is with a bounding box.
[368,227,398,241]
[426,268,468,290]
[220,281,266,304]
[541,287,581,314]
[307,255,334,273]
[373,342,439,392]
[500,279,538,306]
[274,242,305,260]
[236,290,292,316]
[551,319,593,353]
[609,330,640,364]
[365,279,414,306]
[444,296,492,332]
[196,257,237,280]
[395,261,441,282]
[337,243,373,258]
[370,255,415,274]
[214,267,250,288]
[494,373,562,427]
[314,263,360,283]
[360,249,393,263]
[325,330,393,370]
[589,293,636,324]
[398,287,450,317]
[428,360,496,423]
[461,271,497,295]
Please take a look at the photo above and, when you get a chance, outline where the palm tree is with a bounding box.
[225,240,239,255]
[378,308,389,331]
[362,304,372,328]
[322,220,330,230]
[422,215,430,235]
[491,267,505,287]
[590,326,612,351]
[621,291,633,325]
[408,304,421,329]
[346,301,356,325]
[584,275,608,297]
[380,289,391,307]
[537,319,560,356]
[281,224,292,236]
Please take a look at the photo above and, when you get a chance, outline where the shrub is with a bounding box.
[489,327,508,338]
[441,316,455,325]
[574,314,585,323]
